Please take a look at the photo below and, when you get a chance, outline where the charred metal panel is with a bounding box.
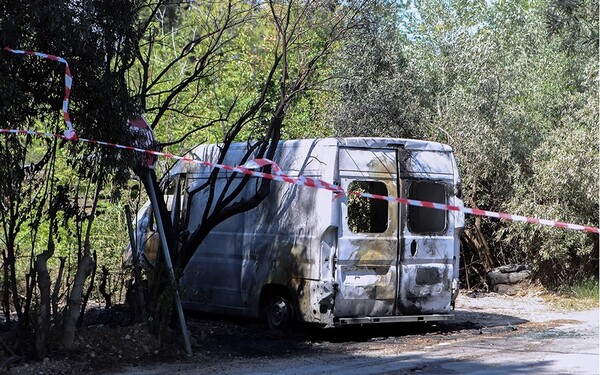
[180,209,247,312]
[416,266,441,285]
[398,262,453,314]
[334,147,399,318]
[396,145,462,315]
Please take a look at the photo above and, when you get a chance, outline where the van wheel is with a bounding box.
[266,295,294,332]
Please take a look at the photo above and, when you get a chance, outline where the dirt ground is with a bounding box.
[5,290,599,374]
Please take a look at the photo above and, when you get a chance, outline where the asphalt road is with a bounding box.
[116,294,600,375]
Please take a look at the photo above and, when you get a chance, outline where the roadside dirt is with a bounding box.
[5,291,599,374]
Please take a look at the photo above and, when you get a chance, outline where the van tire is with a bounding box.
[266,295,294,332]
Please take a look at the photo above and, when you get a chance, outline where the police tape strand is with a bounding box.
[3,47,77,140]
[0,128,598,235]
[2,47,598,235]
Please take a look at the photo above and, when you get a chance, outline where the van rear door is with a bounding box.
[333,147,399,318]
[396,148,456,314]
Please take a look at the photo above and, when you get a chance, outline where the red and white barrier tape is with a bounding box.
[0,128,598,234]
[3,47,77,140]
[247,159,599,234]
[2,48,598,234]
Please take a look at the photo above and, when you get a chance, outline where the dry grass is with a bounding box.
[541,278,600,311]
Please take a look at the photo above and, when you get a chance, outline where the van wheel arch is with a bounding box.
[260,284,296,331]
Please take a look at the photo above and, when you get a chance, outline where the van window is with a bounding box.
[408,181,446,233]
[348,181,388,233]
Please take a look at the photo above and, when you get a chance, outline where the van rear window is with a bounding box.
[408,181,446,234]
[348,181,388,233]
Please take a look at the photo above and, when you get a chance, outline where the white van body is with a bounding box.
[135,138,464,327]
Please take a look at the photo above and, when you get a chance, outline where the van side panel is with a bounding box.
[181,176,250,314]
[180,140,337,322]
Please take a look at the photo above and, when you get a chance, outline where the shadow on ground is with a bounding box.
[182,304,530,359]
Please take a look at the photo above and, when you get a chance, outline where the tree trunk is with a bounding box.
[62,177,101,347]
[61,252,93,348]
[34,249,52,359]
[78,250,98,327]
[462,215,494,273]
[52,257,66,317]
[463,184,495,274]
[99,265,112,309]
[4,239,23,325]
[2,250,11,324]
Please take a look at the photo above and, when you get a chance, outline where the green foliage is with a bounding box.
[283,94,333,139]
[134,1,254,148]
[568,278,600,301]
[133,1,342,151]
[327,0,425,138]
[397,0,598,286]
[546,0,599,52]
[347,182,375,233]
[499,63,598,282]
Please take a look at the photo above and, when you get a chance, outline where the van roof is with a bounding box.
[186,138,453,154]
[173,138,455,176]
[335,137,452,151]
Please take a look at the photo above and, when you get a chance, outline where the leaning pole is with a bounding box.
[145,172,193,356]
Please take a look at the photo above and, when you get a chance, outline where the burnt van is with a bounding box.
[133,138,464,329]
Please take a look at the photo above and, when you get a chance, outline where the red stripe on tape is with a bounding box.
[498,212,513,220]
[303,178,316,188]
